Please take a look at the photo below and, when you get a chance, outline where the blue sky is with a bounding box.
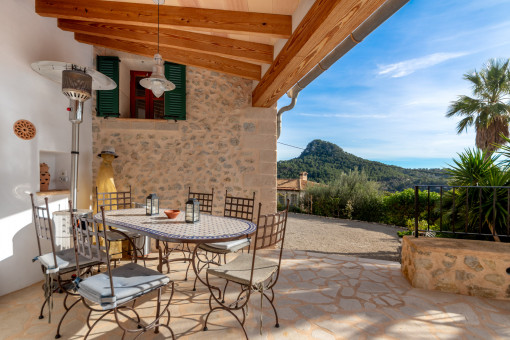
[276,0,510,168]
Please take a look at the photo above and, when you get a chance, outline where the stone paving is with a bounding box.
[1,249,510,339]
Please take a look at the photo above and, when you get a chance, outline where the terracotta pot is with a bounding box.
[164,210,180,219]
[40,163,50,192]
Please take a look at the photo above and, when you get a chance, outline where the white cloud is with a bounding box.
[378,52,470,78]
[431,21,510,44]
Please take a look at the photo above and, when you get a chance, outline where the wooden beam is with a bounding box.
[58,19,273,64]
[75,33,261,81]
[36,0,291,38]
[252,0,386,107]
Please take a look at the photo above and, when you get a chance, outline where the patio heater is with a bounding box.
[31,61,117,210]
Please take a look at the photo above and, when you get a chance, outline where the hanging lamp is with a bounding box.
[140,0,175,98]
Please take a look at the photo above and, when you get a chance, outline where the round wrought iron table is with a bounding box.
[94,208,256,285]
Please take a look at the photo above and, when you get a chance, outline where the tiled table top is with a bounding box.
[95,208,256,242]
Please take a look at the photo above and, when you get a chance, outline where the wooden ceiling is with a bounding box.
[35,0,387,107]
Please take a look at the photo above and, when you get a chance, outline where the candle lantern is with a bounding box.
[185,198,200,223]
[146,193,159,216]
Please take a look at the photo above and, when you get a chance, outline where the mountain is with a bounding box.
[277,140,449,192]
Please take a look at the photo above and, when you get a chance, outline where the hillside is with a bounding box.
[277,140,449,192]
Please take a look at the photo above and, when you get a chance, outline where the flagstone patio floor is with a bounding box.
[1,249,510,339]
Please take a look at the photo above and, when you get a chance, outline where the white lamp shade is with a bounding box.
[139,54,175,98]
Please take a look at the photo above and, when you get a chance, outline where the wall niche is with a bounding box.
[38,150,71,194]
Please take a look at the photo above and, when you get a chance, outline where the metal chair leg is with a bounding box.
[55,296,81,338]
[38,294,50,319]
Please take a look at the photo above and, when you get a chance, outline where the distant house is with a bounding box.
[277,172,318,207]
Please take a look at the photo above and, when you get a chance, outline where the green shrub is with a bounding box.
[397,230,413,238]
[382,189,440,227]
[445,148,510,236]
[289,205,303,213]
[305,169,383,222]
[404,218,441,231]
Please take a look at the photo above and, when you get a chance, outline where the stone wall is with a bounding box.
[401,236,510,300]
[92,66,277,216]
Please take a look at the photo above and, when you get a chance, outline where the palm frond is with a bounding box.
[446,58,510,152]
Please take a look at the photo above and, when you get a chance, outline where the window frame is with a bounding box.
[129,70,165,119]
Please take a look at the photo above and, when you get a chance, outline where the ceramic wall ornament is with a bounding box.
[40,163,50,191]
[13,119,36,140]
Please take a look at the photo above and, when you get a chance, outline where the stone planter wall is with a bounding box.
[92,64,277,216]
[401,236,510,300]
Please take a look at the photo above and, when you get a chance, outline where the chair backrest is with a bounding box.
[30,194,57,260]
[249,201,289,287]
[188,187,214,214]
[223,190,256,221]
[253,202,288,251]
[70,205,113,293]
[96,186,132,212]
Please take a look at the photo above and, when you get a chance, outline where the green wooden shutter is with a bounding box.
[164,62,186,120]
[96,56,120,117]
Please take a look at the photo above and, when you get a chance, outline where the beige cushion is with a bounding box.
[199,239,250,254]
[207,238,250,250]
[207,253,278,286]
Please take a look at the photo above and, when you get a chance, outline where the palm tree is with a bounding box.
[446,58,510,153]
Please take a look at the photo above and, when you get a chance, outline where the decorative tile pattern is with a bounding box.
[95,208,256,242]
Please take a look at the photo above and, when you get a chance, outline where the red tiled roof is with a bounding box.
[277,178,318,191]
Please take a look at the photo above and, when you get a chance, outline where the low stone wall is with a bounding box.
[401,236,510,300]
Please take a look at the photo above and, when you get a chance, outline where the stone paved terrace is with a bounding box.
[1,249,510,339]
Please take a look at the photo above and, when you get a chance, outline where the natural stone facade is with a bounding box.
[92,65,277,216]
[401,236,510,300]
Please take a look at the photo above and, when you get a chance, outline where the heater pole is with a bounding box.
[69,100,83,211]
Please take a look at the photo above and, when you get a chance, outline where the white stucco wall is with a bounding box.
[0,0,94,296]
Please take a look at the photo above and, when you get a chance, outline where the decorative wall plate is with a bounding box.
[13,119,36,140]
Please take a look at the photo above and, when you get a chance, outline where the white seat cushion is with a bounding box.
[207,253,278,286]
[78,262,170,310]
[199,239,250,254]
[37,248,100,274]
[207,238,250,250]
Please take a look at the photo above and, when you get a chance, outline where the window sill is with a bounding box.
[98,117,179,131]
[107,117,172,123]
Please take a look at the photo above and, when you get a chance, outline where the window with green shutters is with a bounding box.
[96,56,120,117]
[164,62,186,120]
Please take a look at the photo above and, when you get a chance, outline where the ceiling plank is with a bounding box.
[35,0,292,38]
[252,0,386,107]
[58,19,273,64]
[74,33,261,80]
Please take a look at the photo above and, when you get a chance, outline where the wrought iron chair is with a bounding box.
[203,201,289,338]
[188,186,214,214]
[192,191,255,291]
[71,206,175,339]
[95,186,146,266]
[30,194,100,339]
[159,187,214,278]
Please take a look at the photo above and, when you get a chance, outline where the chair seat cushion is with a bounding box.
[199,239,250,254]
[106,229,140,242]
[207,253,278,286]
[78,262,170,310]
[105,230,130,242]
[37,248,100,274]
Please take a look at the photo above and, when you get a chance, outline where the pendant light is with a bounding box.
[140,0,175,98]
